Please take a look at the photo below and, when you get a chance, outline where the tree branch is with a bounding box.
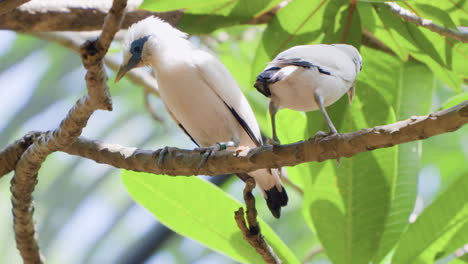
[8,0,128,262]
[235,177,281,264]
[2,102,467,181]
[0,1,183,32]
[384,2,468,43]
[0,0,30,15]
[57,101,467,176]
[0,131,40,178]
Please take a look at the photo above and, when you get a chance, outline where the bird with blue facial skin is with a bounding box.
[115,17,288,218]
[254,44,363,144]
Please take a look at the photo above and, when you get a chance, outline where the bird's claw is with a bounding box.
[313,131,341,166]
[197,145,220,168]
[156,146,171,168]
[266,138,281,146]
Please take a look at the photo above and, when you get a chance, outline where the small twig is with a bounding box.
[302,247,324,263]
[0,0,30,15]
[341,0,357,43]
[234,177,282,264]
[362,29,395,55]
[281,174,303,195]
[144,92,164,122]
[384,2,468,43]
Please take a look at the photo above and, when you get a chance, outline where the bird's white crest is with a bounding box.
[123,16,187,49]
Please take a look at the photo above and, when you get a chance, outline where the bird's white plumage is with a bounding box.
[265,44,361,111]
[122,17,283,194]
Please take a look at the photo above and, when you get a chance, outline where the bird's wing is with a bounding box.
[272,45,357,81]
[192,49,263,147]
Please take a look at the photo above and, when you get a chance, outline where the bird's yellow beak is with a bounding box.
[115,55,141,83]
[347,84,355,105]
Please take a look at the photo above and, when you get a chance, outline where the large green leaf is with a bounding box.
[412,0,468,26]
[440,93,468,110]
[121,171,300,264]
[140,0,229,12]
[373,59,435,263]
[308,93,395,264]
[360,3,463,91]
[178,0,283,33]
[392,173,468,264]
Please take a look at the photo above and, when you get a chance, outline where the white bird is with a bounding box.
[115,17,288,218]
[254,44,362,143]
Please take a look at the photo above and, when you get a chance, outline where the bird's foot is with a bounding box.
[155,146,172,168]
[266,138,281,146]
[196,141,236,168]
[196,145,219,169]
[314,130,339,141]
[313,131,341,166]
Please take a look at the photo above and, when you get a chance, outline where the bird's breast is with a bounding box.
[155,66,243,147]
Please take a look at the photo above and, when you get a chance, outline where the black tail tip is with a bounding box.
[265,186,289,219]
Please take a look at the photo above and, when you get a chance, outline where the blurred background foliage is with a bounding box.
[0,0,467,263]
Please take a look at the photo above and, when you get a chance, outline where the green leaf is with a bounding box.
[392,173,468,264]
[178,0,283,34]
[363,3,464,91]
[440,93,468,110]
[373,59,435,263]
[411,0,468,26]
[307,79,396,263]
[276,109,308,188]
[121,171,300,264]
[140,0,229,12]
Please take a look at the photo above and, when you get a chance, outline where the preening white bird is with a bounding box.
[254,44,362,143]
[115,17,288,218]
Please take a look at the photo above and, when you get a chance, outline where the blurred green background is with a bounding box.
[1,0,467,263]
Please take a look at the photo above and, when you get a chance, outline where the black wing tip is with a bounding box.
[265,186,289,219]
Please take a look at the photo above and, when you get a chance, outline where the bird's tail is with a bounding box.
[244,168,288,218]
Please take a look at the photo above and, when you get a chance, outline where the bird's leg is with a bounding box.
[197,140,239,168]
[267,101,281,146]
[314,92,338,136]
[314,92,341,166]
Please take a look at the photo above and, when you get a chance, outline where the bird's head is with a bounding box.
[115,16,188,82]
[332,44,363,74]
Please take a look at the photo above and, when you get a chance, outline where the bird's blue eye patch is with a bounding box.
[130,36,149,56]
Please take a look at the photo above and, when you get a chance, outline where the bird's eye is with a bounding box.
[133,46,141,53]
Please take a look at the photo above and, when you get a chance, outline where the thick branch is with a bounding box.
[235,177,281,264]
[58,101,467,176]
[0,0,30,15]
[384,2,468,43]
[9,0,127,262]
[0,1,183,32]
